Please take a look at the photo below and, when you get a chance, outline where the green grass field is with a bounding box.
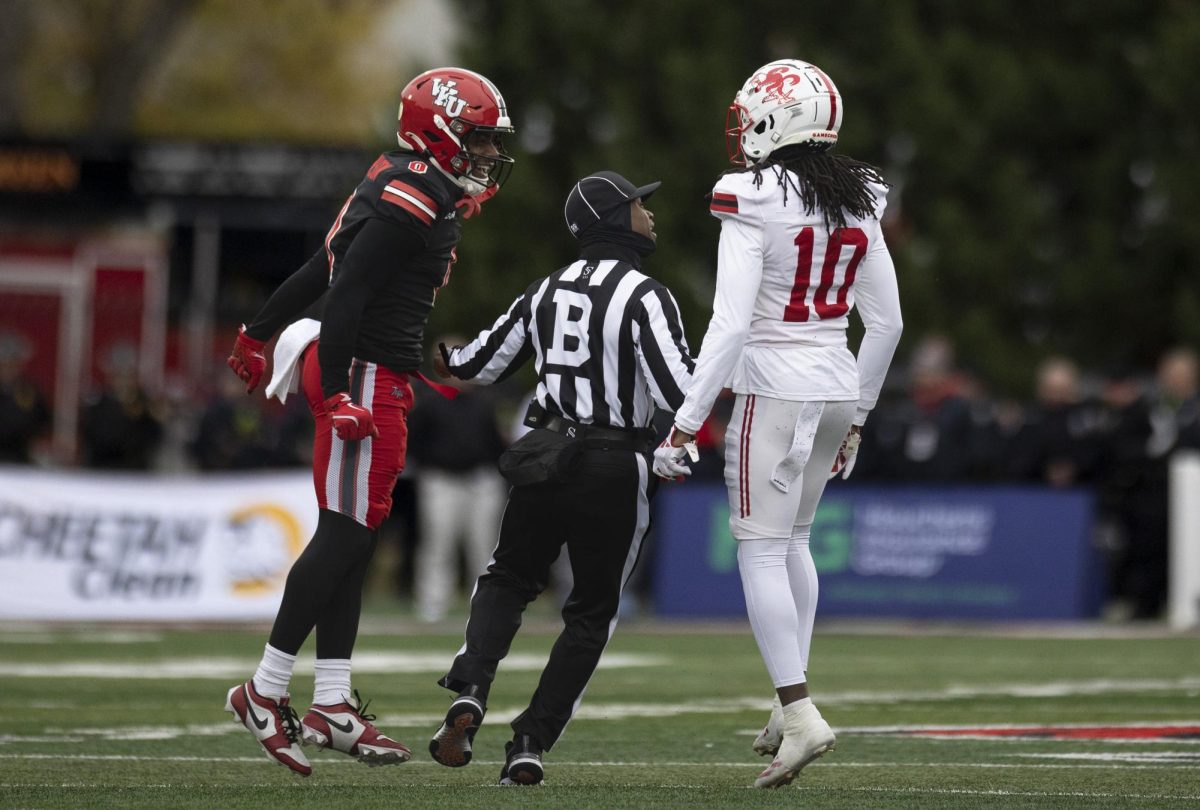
[1,610,1198,809]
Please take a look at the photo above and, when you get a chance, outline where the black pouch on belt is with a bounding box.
[496,428,583,486]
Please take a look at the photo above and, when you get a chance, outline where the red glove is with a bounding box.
[323,393,378,441]
[227,325,267,394]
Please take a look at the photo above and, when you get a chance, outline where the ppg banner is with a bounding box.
[652,483,1103,620]
[0,467,316,621]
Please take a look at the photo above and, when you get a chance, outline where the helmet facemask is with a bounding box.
[447,124,514,196]
[726,101,759,166]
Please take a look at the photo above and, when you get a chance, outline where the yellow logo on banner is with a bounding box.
[225,504,306,596]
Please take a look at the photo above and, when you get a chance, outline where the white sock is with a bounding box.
[782,696,813,714]
[738,538,806,687]
[252,644,296,700]
[785,527,819,672]
[312,658,352,707]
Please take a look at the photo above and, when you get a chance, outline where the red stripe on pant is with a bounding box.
[302,342,413,529]
[739,394,756,518]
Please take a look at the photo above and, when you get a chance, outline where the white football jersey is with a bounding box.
[674,165,902,434]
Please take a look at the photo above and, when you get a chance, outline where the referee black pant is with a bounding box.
[438,445,656,750]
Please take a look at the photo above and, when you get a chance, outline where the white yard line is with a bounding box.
[0,651,668,679]
[1010,751,1200,763]
[795,785,1200,801]
[840,720,1200,732]
[0,753,1197,774]
[816,677,1200,705]
[0,630,163,644]
[8,695,1199,744]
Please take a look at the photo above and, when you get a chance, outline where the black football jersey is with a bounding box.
[245,150,468,394]
[323,151,463,372]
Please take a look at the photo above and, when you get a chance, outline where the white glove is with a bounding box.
[829,426,862,480]
[652,428,700,481]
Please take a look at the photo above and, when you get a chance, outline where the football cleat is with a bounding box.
[429,688,486,767]
[499,734,544,786]
[300,690,412,766]
[754,701,836,788]
[752,694,784,756]
[225,680,312,777]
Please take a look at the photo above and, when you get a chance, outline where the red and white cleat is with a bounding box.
[225,680,312,777]
[754,701,835,788]
[301,691,412,766]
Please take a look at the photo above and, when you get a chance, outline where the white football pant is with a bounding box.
[726,395,856,687]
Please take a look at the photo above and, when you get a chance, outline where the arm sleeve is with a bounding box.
[634,284,695,412]
[851,228,903,425]
[446,289,534,385]
[244,251,330,342]
[318,217,424,399]
[673,217,762,434]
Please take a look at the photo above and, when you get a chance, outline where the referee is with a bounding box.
[428,170,694,785]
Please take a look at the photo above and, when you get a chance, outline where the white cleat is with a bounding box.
[754,701,835,788]
[752,694,783,756]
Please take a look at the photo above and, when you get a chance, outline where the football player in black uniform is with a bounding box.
[223,67,514,776]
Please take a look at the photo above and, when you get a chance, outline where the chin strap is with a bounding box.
[455,182,499,219]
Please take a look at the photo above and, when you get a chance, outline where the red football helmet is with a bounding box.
[397,67,514,196]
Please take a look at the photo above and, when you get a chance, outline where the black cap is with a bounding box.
[563,170,661,237]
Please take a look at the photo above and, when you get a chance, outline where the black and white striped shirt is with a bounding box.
[447,256,694,428]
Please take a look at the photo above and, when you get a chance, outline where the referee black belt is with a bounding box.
[523,405,656,453]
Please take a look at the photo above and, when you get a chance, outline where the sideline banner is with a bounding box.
[653,483,1103,620]
[0,466,316,621]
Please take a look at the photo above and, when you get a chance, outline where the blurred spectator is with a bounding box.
[955,366,1016,481]
[1106,347,1200,619]
[861,335,975,482]
[0,331,51,464]
[1003,356,1108,487]
[80,343,164,470]
[190,370,282,470]
[373,470,419,601]
[406,340,508,622]
[1151,347,1200,451]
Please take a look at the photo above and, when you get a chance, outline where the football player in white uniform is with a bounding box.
[653,59,903,788]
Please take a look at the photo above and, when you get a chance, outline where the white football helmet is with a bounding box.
[726,59,843,166]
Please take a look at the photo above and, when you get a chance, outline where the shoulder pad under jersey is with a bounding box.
[366,153,458,229]
[709,170,768,225]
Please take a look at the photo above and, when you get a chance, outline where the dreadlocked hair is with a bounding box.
[727,145,888,230]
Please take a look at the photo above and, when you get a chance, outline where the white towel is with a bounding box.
[265,318,321,404]
[769,402,825,493]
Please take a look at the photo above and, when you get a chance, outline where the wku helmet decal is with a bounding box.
[431,78,467,117]
[754,66,801,102]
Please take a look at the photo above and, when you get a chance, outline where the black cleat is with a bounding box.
[429,688,485,767]
[499,734,544,785]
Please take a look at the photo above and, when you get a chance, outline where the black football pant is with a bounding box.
[439,446,656,750]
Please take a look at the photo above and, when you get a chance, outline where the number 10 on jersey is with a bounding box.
[783,226,867,323]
